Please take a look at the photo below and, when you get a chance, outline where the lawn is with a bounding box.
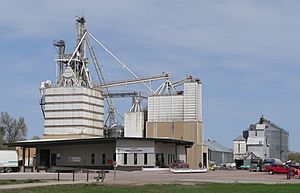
[0,179,42,185]
[2,183,300,193]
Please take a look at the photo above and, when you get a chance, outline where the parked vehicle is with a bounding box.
[208,161,216,171]
[0,150,19,173]
[239,165,250,170]
[170,160,189,168]
[263,158,283,171]
[249,163,262,172]
[265,164,296,175]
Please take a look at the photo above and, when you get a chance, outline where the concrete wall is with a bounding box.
[187,144,208,168]
[36,143,115,168]
[116,139,155,167]
[147,121,204,144]
[116,140,187,167]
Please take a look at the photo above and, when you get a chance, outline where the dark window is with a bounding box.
[134,153,137,165]
[124,153,127,165]
[144,153,147,165]
[50,153,56,166]
[113,153,116,161]
[91,153,95,165]
[155,154,159,161]
[102,153,106,165]
[203,153,207,167]
[168,154,170,165]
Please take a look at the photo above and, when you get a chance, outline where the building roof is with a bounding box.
[4,137,193,148]
[205,139,232,153]
[244,116,289,134]
[245,152,261,160]
[234,135,246,141]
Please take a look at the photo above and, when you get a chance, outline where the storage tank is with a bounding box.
[107,124,124,138]
[43,86,104,139]
[124,112,144,137]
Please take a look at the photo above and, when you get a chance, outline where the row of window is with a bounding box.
[90,153,147,165]
[156,153,177,165]
[89,153,174,166]
[123,153,148,165]
[167,154,176,165]
[90,153,108,165]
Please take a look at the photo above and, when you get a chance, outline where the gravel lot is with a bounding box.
[1,170,300,185]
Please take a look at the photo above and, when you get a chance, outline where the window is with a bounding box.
[155,154,159,161]
[144,153,147,165]
[124,153,127,165]
[102,153,106,165]
[134,153,137,165]
[91,153,95,165]
[238,144,241,153]
[113,153,116,161]
[168,154,170,165]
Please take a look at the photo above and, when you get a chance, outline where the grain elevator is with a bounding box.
[147,78,208,168]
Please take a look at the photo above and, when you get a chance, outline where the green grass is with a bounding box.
[0,179,42,185]
[2,183,300,193]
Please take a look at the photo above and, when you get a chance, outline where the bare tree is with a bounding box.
[0,112,27,143]
[0,126,4,140]
[31,136,41,140]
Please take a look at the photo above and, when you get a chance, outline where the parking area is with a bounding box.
[1,170,300,185]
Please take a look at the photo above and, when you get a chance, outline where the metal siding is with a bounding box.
[148,95,184,121]
[184,82,202,121]
[44,86,104,137]
[266,127,289,162]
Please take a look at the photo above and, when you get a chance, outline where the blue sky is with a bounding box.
[1,0,300,151]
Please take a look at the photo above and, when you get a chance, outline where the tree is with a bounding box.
[31,136,41,140]
[0,112,27,143]
[288,152,300,163]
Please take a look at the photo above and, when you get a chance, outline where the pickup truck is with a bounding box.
[265,164,296,175]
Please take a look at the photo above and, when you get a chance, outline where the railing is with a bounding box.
[56,169,109,182]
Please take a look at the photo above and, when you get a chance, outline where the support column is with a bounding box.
[22,147,26,172]
[27,148,30,167]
